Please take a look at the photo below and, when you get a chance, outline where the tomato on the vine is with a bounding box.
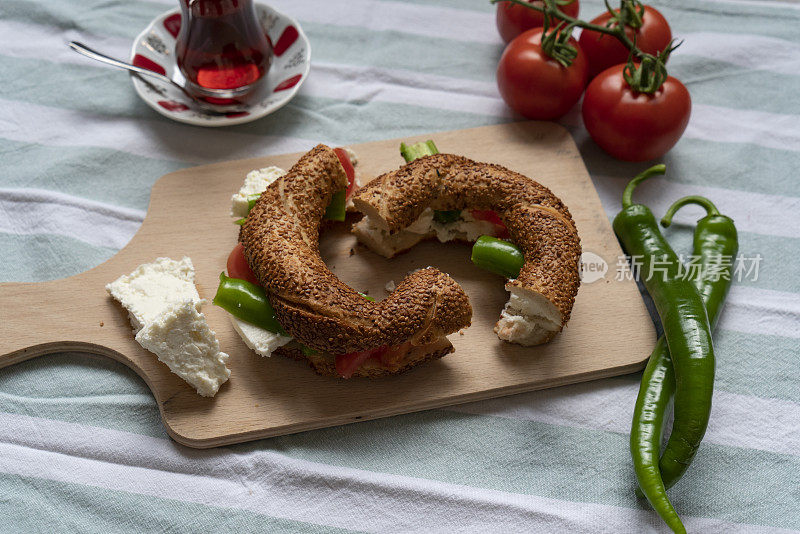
[578,6,671,79]
[497,28,588,121]
[496,0,580,43]
[582,63,691,161]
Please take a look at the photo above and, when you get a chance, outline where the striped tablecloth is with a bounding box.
[1,0,799,532]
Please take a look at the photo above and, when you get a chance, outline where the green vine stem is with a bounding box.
[623,46,676,93]
[492,0,679,92]
[540,21,580,67]
[491,0,652,57]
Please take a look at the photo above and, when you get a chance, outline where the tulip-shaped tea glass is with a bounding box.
[176,0,272,102]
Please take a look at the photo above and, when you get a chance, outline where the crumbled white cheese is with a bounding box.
[354,209,497,258]
[106,257,230,397]
[136,300,231,397]
[431,210,497,243]
[494,286,561,346]
[384,280,396,293]
[230,166,286,217]
[230,317,291,357]
[105,257,199,332]
[343,147,358,168]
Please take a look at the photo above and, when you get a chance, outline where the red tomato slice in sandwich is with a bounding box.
[471,209,510,239]
[227,243,261,286]
[335,345,388,379]
[334,147,356,199]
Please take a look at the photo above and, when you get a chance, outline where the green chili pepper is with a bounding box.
[324,189,347,222]
[300,345,318,356]
[470,235,524,279]
[631,196,738,506]
[400,140,439,163]
[247,193,261,211]
[400,140,462,224]
[433,209,462,224]
[212,272,287,335]
[613,165,716,534]
[659,197,737,485]
[237,189,346,225]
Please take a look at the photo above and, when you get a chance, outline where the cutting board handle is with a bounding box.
[0,273,114,370]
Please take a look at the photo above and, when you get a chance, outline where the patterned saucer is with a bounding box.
[130,3,310,127]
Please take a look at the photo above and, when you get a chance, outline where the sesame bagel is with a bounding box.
[239,145,472,376]
[352,153,581,346]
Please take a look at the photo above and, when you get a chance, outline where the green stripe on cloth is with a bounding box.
[658,228,800,294]
[669,56,800,115]
[228,95,504,140]
[6,48,800,122]
[584,0,800,39]
[572,129,800,198]
[0,233,117,283]
[0,354,164,439]
[294,21,502,82]
[0,473,355,534]
[260,410,800,530]
[1,139,183,210]
[713,330,800,403]
[0,0,167,40]
[0,327,795,438]
[0,56,160,119]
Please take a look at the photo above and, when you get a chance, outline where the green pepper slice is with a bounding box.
[212,272,287,335]
[470,235,524,279]
[323,189,347,221]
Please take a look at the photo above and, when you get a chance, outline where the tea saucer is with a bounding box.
[130,3,310,127]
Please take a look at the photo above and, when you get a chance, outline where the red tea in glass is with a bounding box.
[176,0,272,100]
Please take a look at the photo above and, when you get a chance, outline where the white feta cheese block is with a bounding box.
[106,257,230,397]
[230,166,286,218]
[231,317,291,357]
[136,300,230,397]
[105,257,200,332]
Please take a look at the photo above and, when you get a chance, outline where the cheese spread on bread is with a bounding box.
[354,208,497,258]
[231,167,287,218]
[106,257,230,397]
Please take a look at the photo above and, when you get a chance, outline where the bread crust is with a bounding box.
[239,145,472,356]
[274,336,454,378]
[352,153,581,338]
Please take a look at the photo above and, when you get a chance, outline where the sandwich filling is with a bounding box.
[353,208,507,258]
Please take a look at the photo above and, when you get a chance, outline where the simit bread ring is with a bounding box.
[239,145,473,377]
[352,153,581,345]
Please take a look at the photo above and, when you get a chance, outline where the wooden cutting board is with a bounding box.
[0,122,654,448]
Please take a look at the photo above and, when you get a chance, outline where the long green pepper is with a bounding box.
[613,165,716,534]
[632,196,737,497]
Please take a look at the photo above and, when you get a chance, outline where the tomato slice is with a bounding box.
[335,345,388,379]
[471,210,510,239]
[227,243,261,286]
[334,147,356,199]
[470,209,503,226]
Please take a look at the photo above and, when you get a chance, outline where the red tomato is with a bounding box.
[227,243,261,286]
[496,29,588,121]
[470,210,510,239]
[578,6,671,80]
[581,63,691,161]
[334,147,356,198]
[335,345,388,379]
[496,0,580,43]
